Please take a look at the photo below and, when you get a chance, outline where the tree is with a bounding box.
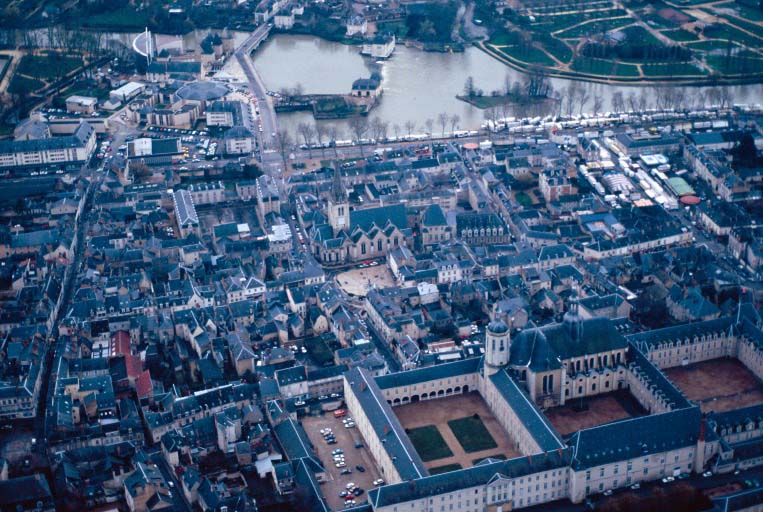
[327,126,340,158]
[484,107,499,139]
[315,123,327,157]
[627,92,638,113]
[463,76,476,97]
[438,112,449,137]
[297,122,315,158]
[611,91,625,114]
[425,118,434,139]
[576,84,591,116]
[348,117,369,156]
[404,120,416,138]
[393,123,401,141]
[370,117,385,143]
[450,114,460,136]
[592,94,603,116]
[274,129,292,171]
[564,82,579,118]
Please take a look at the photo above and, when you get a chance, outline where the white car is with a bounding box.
[373,479,384,486]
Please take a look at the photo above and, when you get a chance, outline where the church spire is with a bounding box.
[331,165,347,203]
[563,286,583,342]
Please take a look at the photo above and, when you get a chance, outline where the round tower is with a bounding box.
[485,319,510,374]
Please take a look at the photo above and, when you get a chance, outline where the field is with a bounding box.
[395,393,521,470]
[83,6,151,30]
[447,415,498,453]
[544,390,647,436]
[664,358,763,413]
[16,53,82,80]
[406,425,453,462]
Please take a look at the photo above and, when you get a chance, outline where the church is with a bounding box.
[310,168,412,266]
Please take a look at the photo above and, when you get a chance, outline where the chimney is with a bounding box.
[528,454,533,464]
[383,424,390,436]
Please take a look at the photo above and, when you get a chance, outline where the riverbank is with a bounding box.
[456,93,552,110]
[476,42,763,87]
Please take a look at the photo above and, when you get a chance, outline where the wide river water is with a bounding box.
[252,34,763,137]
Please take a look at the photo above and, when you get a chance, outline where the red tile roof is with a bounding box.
[111,330,131,356]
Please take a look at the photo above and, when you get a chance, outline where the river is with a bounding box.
[251,34,763,137]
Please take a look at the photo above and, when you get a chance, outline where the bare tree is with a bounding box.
[438,112,449,137]
[370,117,384,143]
[450,114,461,136]
[404,120,416,138]
[393,123,401,141]
[297,122,315,158]
[315,123,327,157]
[637,89,649,111]
[484,107,499,139]
[379,120,389,142]
[425,118,434,139]
[327,126,340,158]
[627,92,639,113]
[274,129,292,172]
[564,82,579,118]
[592,94,603,116]
[611,91,625,114]
[348,117,369,156]
[576,84,591,116]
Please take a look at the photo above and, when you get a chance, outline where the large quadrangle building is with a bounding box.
[342,299,763,511]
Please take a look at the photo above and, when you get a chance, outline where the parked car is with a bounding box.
[355,465,365,472]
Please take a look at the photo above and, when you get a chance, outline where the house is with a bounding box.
[351,75,382,98]
[346,15,368,36]
[361,33,395,59]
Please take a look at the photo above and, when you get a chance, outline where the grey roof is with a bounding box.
[345,367,428,481]
[176,81,229,102]
[568,406,702,470]
[273,417,322,467]
[628,316,734,350]
[489,369,565,452]
[0,122,93,155]
[350,203,407,233]
[368,450,570,508]
[376,357,480,390]
[173,189,198,226]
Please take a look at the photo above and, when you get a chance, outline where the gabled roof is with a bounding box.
[569,406,702,470]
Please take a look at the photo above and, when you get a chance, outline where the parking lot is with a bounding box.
[301,412,382,510]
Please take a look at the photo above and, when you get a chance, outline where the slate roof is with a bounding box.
[345,367,427,481]
[375,357,480,389]
[489,369,565,452]
[368,450,570,508]
[628,316,734,350]
[569,406,702,470]
[510,317,627,371]
[350,203,407,232]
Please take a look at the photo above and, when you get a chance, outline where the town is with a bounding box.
[1,2,763,512]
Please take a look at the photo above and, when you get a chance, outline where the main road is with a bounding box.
[234,24,278,153]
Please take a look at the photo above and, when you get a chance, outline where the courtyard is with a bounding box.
[335,264,396,297]
[664,358,763,413]
[544,390,647,436]
[394,392,521,472]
